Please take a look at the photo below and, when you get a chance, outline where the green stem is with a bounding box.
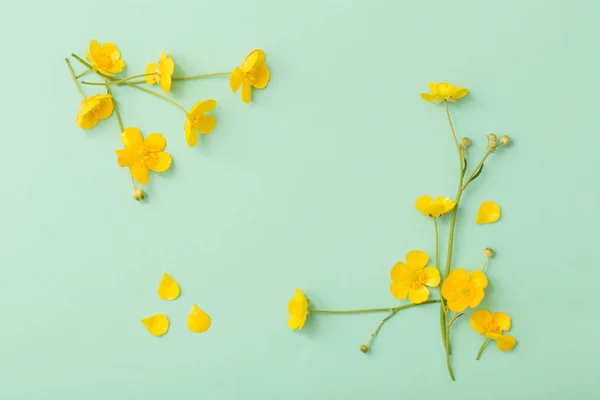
[476,338,490,360]
[462,151,490,190]
[71,53,95,72]
[102,77,124,133]
[75,70,90,79]
[125,84,188,114]
[481,255,490,272]
[445,100,463,170]
[365,309,397,348]
[82,73,157,86]
[445,322,455,380]
[311,299,440,315]
[172,72,231,81]
[65,59,85,99]
[435,217,447,351]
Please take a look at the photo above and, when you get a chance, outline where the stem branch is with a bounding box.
[65,58,86,99]
[172,72,231,81]
[476,338,490,360]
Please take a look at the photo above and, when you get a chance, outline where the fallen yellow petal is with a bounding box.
[157,273,180,301]
[187,304,211,333]
[476,201,501,224]
[141,314,169,337]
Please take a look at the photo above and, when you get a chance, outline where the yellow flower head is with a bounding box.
[415,195,456,218]
[421,82,468,103]
[470,309,517,351]
[390,250,440,304]
[441,268,488,312]
[230,49,270,104]
[115,127,172,184]
[145,51,175,94]
[76,94,114,129]
[184,100,217,147]
[288,289,309,331]
[86,40,125,76]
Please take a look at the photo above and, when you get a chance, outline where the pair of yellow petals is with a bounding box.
[416,196,501,224]
[141,273,211,337]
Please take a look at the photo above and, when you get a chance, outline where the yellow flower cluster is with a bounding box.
[287,83,516,380]
[141,273,211,337]
[67,40,271,200]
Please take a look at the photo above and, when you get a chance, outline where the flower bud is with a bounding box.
[133,189,145,201]
[500,135,511,146]
[483,248,494,258]
[360,344,369,353]
[487,134,498,153]
[460,137,471,147]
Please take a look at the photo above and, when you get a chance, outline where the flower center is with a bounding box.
[154,66,162,81]
[410,269,426,288]
[243,71,256,84]
[484,322,502,335]
[95,52,112,67]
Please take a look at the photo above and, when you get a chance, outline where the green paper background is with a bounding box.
[0,0,598,398]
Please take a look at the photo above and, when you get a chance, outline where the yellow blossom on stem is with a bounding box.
[85,40,125,76]
[470,309,517,358]
[145,51,175,94]
[76,94,114,129]
[287,289,309,331]
[420,82,468,103]
[230,49,270,104]
[415,195,456,218]
[390,250,440,304]
[441,268,488,312]
[115,127,172,184]
[184,100,217,147]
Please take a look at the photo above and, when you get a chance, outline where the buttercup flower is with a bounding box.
[145,51,175,94]
[441,268,488,312]
[421,82,468,103]
[288,289,309,331]
[76,94,114,129]
[230,49,270,104]
[390,250,440,304]
[184,100,217,147]
[415,195,456,218]
[470,309,517,351]
[115,127,172,184]
[86,40,125,76]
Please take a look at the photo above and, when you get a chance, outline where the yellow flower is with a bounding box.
[115,127,172,184]
[415,195,456,218]
[184,100,217,147]
[476,201,501,224]
[76,94,114,129]
[470,309,517,351]
[421,82,468,103]
[288,289,309,331]
[145,51,175,94]
[230,49,270,104]
[441,268,488,312]
[390,250,440,304]
[86,40,125,76]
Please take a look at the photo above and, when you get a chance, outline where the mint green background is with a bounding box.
[0,0,598,398]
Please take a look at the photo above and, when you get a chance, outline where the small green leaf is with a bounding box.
[462,158,468,175]
[470,164,484,183]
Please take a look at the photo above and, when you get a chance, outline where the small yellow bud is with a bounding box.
[460,137,471,147]
[483,248,494,258]
[487,134,498,153]
[360,344,369,353]
[500,135,511,146]
[132,189,145,201]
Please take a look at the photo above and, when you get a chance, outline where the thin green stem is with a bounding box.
[71,53,94,71]
[172,72,231,81]
[311,299,440,315]
[75,70,90,79]
[131,174,137,191]
[103,77,124,132]
[476,338,490,360]
[365,309,397,348]
[447,313,463,328]
[444,100,463,171]
[434,217,447,351]
[65,59,86,99]
[445,322,455,380]
[82,73,157,86]
[125,84,188,114]
[481,255,490,272]
[462,151,490,190]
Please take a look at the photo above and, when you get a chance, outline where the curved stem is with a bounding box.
[125,83,188,114]
[172,72,231,81]
[75,70,90,79]
[435,217,447,351]
[311,299,440,315]
[481,255,490,272]
[476,338,490,360]
[65,59,85,99]
[462,151,490,190]
[444,100,463,170]
[130,174,137,191]
[445,323,455,380]
[102,77,124,133]
[82,73,157,86]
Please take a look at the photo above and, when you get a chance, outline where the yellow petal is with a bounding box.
[420,93,437,103]
[422,266,440,287]
[144,133,167,152]
[415,195,434,216]
[470,270,488,289]
[145,62,157,84]
[241,82,252,103]
[121,127,143,149]
[446,299,469,313]
[406,250,428,268]
[476,201,501,224]
[390,281,409,300]
[390,261,406,281]
[115,149,135,167]
[184,120,198,148]
[100,42,120,60]
[157,273,180,301]
[241,50,261,72]
[252,65,270,89]
[468,287,485,308]
[470,309,491,335]
[92,95,114,120]
[159,75,172,94]
[492,312,511,331]
[131,162,149,184]
[196,99,217,113]
[435,196,456,215]
[452,87,468,100]
[230,68,243,92]
[428,82,438,93]
[160,55,175,77]
[149,152,172,172]
[288,315,302,330]
[88,39,101,56]
[187,304,211,333]
[197,116,216,135]
[495,334,517,351]
[141,314,169,336]
[76,112,98,129]
[408,285,430,304]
